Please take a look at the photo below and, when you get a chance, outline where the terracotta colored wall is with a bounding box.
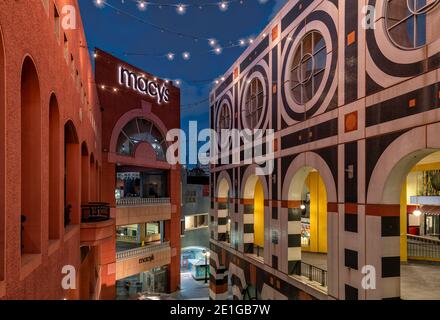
[96,50,181,293]
[0,1,103,300]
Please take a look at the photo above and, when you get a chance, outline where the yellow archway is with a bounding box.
[303,171,327,254]
[254,179,264,248]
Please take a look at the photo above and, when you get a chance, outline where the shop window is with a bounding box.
[21,57,42,255]
[290,31,326,105]
[244,78,264,129]
[49,94,61,240]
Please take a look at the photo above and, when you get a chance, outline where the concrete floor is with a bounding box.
[172,272,210,300]
[302,251,440,300]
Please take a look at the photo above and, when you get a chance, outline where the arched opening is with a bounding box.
[285,165,329,280]
[0,27,5,281]
[64,120,79,227]
[378,149,440,300]
[81,142,89,205]
[242,173,266,261]
[95,160,99,201]
[20,57,42,255]
[49,94,61,240]
[217,178,231,244]
[89,153,95,202]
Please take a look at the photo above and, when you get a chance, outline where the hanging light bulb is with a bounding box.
[177,4,186,14]
[209,39,217,47]
[214,47,222,55]
[239,39,246,46]
[166,52,175,61]
[300,203,306,210]
[249,38,254,44]
[413,207,422,217]
[137,1,147,11]
[182,51,191,60]
[175,80,181,86]
[95,0,105,7]
[219,1,228,11]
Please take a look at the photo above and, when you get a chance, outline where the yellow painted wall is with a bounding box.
[400,183,407,262]
[304,172,327,253]
[254,180,265,248]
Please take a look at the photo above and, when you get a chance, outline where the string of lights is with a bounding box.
[94,0,259,51]
[96,0,270,13]
[89,48,227,86]
[95,81,211,109]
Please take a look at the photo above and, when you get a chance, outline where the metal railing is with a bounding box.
[253,245,264,258]
[116,234,138,242]
[81,202,111,223]
[116,242,170,261]
[116,197,171,207]
[301,262,327,287]
[407,234,440,260]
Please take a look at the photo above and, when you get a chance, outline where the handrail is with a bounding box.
[81,202,110,223]
[407,234,440,245]
[116,197,171,207]
[116,242,170,261]
[300,262,327,287]
[407,234,440,260]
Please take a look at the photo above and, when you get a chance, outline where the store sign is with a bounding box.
[138,254,155,264]
[119,66,170,104]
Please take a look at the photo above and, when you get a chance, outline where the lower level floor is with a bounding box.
[209,240,440,300]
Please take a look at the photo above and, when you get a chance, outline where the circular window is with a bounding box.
[244,78,264,129]
[385,0,438,49]
[290,31,327,105]
[218,103,231,131]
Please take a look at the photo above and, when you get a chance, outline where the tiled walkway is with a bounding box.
[302,252,440,300]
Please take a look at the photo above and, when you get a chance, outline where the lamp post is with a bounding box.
[202,250,210,284]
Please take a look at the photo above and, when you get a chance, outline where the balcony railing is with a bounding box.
[116,197,171,207]
[300,262,327,287]
[81,202,111,223]
[407,234,440,260]
[116,242,170,261]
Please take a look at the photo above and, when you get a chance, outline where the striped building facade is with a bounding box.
[209,0,440,300]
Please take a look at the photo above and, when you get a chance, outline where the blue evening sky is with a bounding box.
[79,0,287,164]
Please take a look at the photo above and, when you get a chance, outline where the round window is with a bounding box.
[244,78,264,129]
[290,31,327,105]
[385,0,438,49]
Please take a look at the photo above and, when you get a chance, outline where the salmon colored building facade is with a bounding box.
[96,49,181,294]
[0,0,180,299]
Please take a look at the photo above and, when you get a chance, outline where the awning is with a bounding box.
[421,205,440,216]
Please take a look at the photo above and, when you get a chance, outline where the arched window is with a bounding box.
[21,57,42,254]
[49,94,61,240]
[385,0,436,49]
[244,78,264,129]
[116,118,167,161]
[290,31,326,105]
